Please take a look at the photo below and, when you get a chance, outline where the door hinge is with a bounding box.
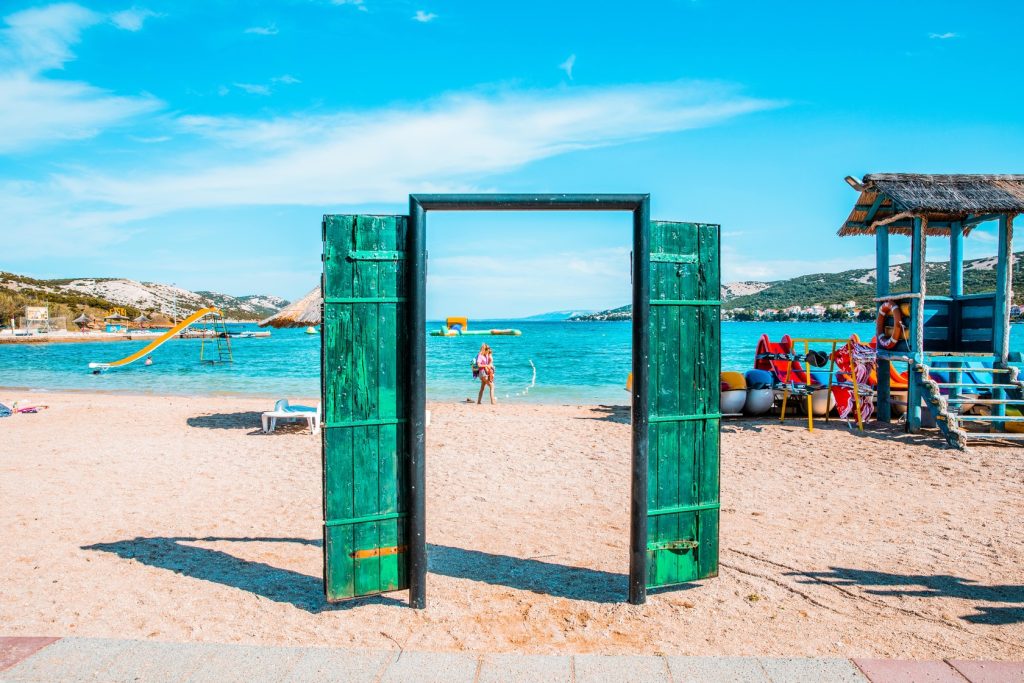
[647,540,699,553]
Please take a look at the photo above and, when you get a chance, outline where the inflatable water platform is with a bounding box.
[430,316,521,337]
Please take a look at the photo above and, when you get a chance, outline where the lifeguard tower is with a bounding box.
[839,173,1024,447]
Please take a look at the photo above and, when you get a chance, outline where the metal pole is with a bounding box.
[407,198,428,609]
[629,195,650,606]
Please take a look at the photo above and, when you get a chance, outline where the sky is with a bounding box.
[1,1,1022,318]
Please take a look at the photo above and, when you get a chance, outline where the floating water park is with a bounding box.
[429,316,522,336]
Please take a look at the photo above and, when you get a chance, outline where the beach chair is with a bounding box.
[262,399,321,435]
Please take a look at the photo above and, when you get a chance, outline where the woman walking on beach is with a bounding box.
[475,343,496,405]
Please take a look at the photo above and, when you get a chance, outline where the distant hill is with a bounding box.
[568,251,1022,321]
[519,309,596,321]
[569,305,630,322]
[0,271,288,325]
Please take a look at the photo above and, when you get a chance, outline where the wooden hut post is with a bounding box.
[950,221,964,298]
[906,216,926,433]
[875,225,891,422]
[994,215,1012,363]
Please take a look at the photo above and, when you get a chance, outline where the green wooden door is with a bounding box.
[322,214,410,601]
[646,220,720,589]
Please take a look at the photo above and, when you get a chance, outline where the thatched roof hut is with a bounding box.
[838,173,1024,237]
[258,287,320,328]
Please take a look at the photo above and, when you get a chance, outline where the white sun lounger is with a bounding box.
[262,399,321,435]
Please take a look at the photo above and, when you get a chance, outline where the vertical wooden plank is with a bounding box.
[376,216,402,592]
[354,216,382,594]
[695,224,720,581]
[661,221,683,585]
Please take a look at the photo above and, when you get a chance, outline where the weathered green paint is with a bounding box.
[322,214,410,601]
[646,221,720,589]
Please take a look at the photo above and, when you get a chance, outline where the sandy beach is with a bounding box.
[0,391,1021,660]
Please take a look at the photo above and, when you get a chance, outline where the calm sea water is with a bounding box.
[2,321,1023,404]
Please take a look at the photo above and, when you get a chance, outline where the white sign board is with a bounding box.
[25,306,49,322]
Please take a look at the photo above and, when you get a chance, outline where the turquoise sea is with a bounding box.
[2,321,1023,404]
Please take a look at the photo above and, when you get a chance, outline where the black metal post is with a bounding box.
[629,196,650,605]
[407,198,428,609]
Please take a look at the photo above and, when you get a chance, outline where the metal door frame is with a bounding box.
[405,193,651,608]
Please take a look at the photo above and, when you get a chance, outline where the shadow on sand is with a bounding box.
[576,405,630,425]
[186,411,263,430]
[83,537,628,610]
[791,566,1024,625]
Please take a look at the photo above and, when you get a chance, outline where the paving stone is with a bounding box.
[853,659,964,682]
[283,647,394,682]
[574,654,669,682]
[667,656,770,683]
[1,637,131,682]
[760,657,867,682]
[379,650,479,683]
[478,653,572,682]
[947,660,1024,683]
[185,643,304,683]
[0,638,59,674]
[102,640,216,682]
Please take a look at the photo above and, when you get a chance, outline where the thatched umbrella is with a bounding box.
[258,287,320,328]
[73,313,92,331]
[133,313,149,328]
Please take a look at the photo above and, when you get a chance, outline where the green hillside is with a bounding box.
[725,252,1021,311]
[569,250,1021,321]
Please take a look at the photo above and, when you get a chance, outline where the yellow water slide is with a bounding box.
[88,307,222,369]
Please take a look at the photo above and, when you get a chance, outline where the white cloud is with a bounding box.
[233,82,272,96]
[245,24,279,36]
[0,74,159,151]
[227,76,299,96]
[332,0,368,11]
[10,81,781,253]
[0,3,101,71]
[110,7,162,32]
[413,10,437,23]
[0,3,161,152]
[559,54,576,80]
[929,32,958,40]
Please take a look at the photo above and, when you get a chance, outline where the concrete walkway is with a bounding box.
[2,637,1022,682]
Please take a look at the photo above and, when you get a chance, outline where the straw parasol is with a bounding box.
[258,287,320,328]
[133,313,149,323]
[72,313,92,324]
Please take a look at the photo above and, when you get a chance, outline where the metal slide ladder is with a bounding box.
[914,353,1024,448]
[200,314,233,364]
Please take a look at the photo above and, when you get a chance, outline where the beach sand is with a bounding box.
[1,391,1022,659]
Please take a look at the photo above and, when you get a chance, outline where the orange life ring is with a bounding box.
[875,301,904,350]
